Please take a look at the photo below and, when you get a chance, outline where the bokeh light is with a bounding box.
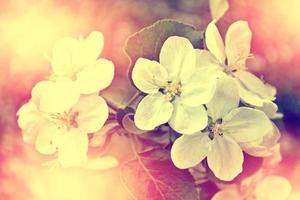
[1,0,300,199]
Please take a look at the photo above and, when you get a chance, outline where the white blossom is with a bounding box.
[132,36,216,134]
[171,76,273,181]
[202,20,277,117]
[51,31,114,95]
[17,86,110,168]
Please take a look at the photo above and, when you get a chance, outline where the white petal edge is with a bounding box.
[134,93,173,131]
[82,31,104,62]
[35,123,61,155]
[235,70,276,100]
[234,77,264,107]
[240,123,280,157]
[51,37,79,77]
[132,58,168,94]
[209,0,229,22]
[223,107,273,143]
[75,58,114,94]
[169,99,208,135]
[180,67,217,106]
[17,101,44,144]
[205,21,226,64]
[39,80,80,113]
[225,21,252,70]
[74,95,109,133]
[171,133,211,169]
[257,100,278,119]
[58,128,88,168]
[207,135,243,181]
[206,76,239,121]
[159,36,196,83]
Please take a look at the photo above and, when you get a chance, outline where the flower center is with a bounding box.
[49,111,79,130]
[159,81,181,102]
[208,120,224,140]
[223,53,254,75]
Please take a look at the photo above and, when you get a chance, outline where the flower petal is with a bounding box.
[171,133,211,169]
[235,70,276,100]
[81,31,104,63]
[225,21,252,70]
[39,80,80,113]
[209,0,229,22]
[206,76,239,121]
[257,100,278,119]
[31,80,54,107]
[169,99,208,134]
[212,188,243,200]
[240,123,280,157]
[132,58,168,94]
[223,107,273,143]
[74,95,109,133]
[58,128,88,168]
[159,36,196,82]
[52,37,79,77]
[195,49,220,68]
[235,78,264,107]
[35,123,61,155]
[180,68,216,106]
[134,94,173,130]
[17,101,44,144]
[255,176,292,200]
[207,135,243,181]
[75,58,114,94]
[205,21,226,64]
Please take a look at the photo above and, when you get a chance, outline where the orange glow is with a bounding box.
[1,153,129,200]
[0,1,89,75]
[2,0,300,199]
[250,0,300,65]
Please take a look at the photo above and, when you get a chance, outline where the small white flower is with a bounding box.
[132,36,216,134]
[17,90,109,168]
[171,76,273,181]
[51,31,114,95]
[17,31,116,169]
[212,176,292,200]
[202,20,277,116]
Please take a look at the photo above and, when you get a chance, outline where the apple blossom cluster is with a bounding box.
[15,17,292,199]
[17,31,116,168]
[132,21,280,181]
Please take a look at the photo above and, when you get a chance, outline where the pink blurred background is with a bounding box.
[1,0,300,199]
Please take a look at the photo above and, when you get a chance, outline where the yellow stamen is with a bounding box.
[49,111,79,130]
[160,81,181,102]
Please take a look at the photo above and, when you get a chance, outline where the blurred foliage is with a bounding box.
[1,0,300,199]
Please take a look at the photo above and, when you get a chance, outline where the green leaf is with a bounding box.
[101,77,138,110]
[121,149,199,200]
[124,19,204,75]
